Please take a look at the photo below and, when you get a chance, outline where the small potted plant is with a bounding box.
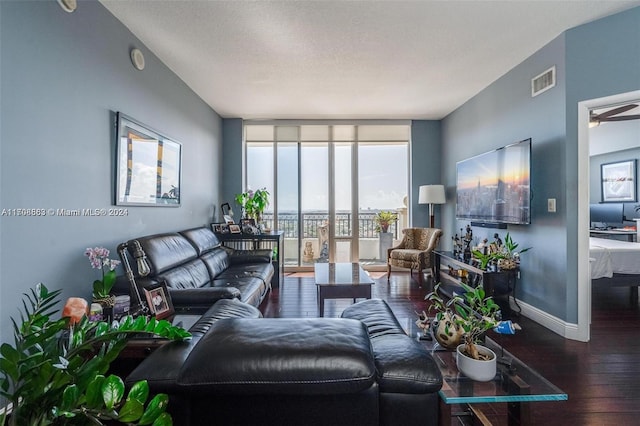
[498,232,532,270]
[426,282,501,381]
[471,249,503,271]
[86,246,120,320]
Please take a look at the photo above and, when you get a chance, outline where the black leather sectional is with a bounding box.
[119,226,443,425]
[126,297,443,425]
[116,227,273,313]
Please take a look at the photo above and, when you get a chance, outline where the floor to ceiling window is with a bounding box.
[245,123,410,270]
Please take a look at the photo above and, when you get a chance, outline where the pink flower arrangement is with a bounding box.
[85,247,121,298]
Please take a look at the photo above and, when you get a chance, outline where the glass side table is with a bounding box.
[432,336,567,426]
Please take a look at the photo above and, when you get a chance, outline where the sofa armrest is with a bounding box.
[169,287,241,314]
[229,249,272,264]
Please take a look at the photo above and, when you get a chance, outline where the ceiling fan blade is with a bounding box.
[599,114,640,122]
[594,104,638,120]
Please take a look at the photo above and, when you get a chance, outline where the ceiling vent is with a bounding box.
[531,66,556,97]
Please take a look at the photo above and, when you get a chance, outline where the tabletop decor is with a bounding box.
[0,283,190,426]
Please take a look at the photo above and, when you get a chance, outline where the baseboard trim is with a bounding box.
[511,298,583,341]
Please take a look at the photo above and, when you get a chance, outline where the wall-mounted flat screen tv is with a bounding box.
[456,138,531,225]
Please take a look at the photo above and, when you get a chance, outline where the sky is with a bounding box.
[247,143,408,212]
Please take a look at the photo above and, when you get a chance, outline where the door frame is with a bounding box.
[576,89,640,342]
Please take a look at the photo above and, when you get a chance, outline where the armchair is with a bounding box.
[387,227,442,284]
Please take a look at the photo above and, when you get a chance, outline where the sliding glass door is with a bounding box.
[245,123,409,269]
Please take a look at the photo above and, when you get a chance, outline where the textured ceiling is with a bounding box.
[100,0,640,120]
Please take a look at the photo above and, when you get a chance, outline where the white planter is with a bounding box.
[456,344,497,382]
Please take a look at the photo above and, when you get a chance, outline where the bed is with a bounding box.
[589,237,640,303]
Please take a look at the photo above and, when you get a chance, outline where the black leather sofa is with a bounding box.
[127,298,443,426]
[115,227,273,313]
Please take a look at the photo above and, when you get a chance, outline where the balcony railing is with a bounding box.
[261,211,399,239]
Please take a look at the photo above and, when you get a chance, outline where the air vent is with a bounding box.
[531,66,556,97]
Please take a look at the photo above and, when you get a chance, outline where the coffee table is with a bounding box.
[432,336,567,426]
[314,263,374,317]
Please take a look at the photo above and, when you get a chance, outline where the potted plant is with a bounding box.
[426,282,501,381]
[374,211,398,260]
[235,188,270,224]
[0,283,191,425]
[85,247,121,321]
[471,249,503,271]
[373,210,398,233]
[498,232,532,270]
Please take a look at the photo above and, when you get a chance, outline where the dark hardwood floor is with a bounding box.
[260,272,640,425]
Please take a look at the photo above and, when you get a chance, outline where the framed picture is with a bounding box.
[601,159,637,202]
[229,224,241,234]
[240,218,260,234]
[211,223,224,234]
[143,282,174,319]
[115,112,182,207]
[219,224,230,234]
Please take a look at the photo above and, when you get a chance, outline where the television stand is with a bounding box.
[434,250,520,319]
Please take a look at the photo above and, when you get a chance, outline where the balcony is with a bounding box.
[261,211,405,267]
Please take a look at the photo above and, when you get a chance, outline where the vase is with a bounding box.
[379,232,393,261]
[431,311,464,350]
[456,344,497,382]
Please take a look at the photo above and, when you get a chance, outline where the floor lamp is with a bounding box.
[419,185,446,228]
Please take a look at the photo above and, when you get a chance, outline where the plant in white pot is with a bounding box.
[426,282,501,381]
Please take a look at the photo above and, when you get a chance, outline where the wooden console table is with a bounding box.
[434,251,520,319]
[213,230,284,288]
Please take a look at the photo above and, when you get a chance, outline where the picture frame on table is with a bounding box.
[601,159,637,202]
[211,223,224,234]
[143,282,174,320]
[229,224,241,234]
[240,218,260,235]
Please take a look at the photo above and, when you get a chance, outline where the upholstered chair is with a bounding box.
[387,227,443,284]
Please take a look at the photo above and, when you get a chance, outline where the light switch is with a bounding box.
[548,198,557,212]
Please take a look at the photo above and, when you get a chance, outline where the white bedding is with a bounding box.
[589,237,640,279]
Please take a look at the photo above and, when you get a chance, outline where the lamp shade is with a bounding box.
[418,185,446,204]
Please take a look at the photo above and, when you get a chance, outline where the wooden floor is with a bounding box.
[260,272,640,426]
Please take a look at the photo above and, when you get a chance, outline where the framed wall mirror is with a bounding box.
[115,112,182,206]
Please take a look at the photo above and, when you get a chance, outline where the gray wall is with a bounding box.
[564,6,640,321]
[411,120,442,227]
[441,6,640,323]
[0,1,221,344]
[221,118,244,221]
[442,34,568,319]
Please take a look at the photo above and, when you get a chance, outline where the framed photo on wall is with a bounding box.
[115,112,182,207]
[143,282,174,320]
[601,159,637,202]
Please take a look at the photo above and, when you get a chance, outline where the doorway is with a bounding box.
[577,90,640,342]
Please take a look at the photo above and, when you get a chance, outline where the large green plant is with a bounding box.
[234,188,270,220]
[426,282,500,360]
[0,284,191,426]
